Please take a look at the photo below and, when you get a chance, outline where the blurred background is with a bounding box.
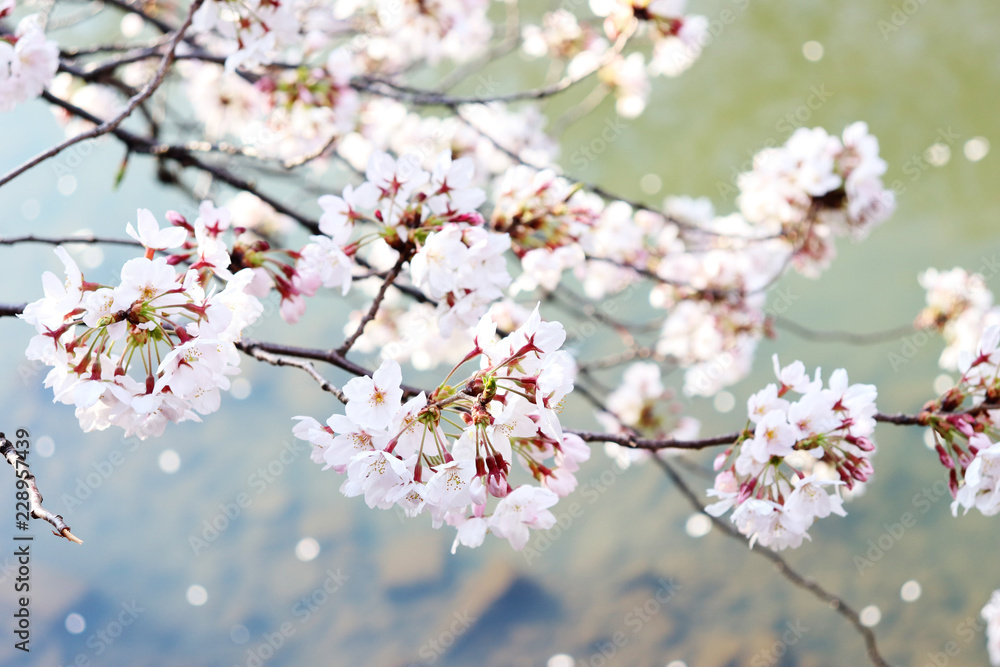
[1,1,999,665]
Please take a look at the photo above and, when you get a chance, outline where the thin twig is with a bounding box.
[0,0,205,189]
[353,19,633,107]
[240,348,347,403]
[775,316,920,346]
[337,255,406,356]
[0,434,83,544]
[0,234,141,247]
[653,456,892,667]
[568,428,743,451]
[235,338,425,397]
[0,303,27,317]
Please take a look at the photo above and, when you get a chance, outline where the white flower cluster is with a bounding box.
[0,10,59,112]
[298,150,509,336]
[950,433,1000,516]
[521,2,707,119]
[293,306,585,552]
[591,0,708,78]
[491,166,600,294]
[239,49,361,161]
[983,590,1000,666]
[652,208,788,396]
[335,0,493,70]
[521,9,604,63]
[936,326,1000,516]
[162,200,307,324]
[19,211,263,439]
[707,356,878,550]
[192,0,301,71]
[737,122,896,277]
[596,362,700,469]
[917,267,999,371]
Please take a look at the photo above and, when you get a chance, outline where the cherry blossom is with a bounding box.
[708,359,878,550]
[19,210,263,438]
[293,306,581,551]
[0,14,58,112]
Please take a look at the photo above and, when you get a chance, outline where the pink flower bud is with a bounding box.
[935,444,954,470]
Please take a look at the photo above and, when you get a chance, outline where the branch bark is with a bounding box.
[0,434,83,544]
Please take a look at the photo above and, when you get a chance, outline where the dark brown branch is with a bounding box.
[235,338,425,397]
[874,411,927,426]
[0,0,206,189]
[0,434,83,544]
[0,234,141,247]
[338,255,406,355]
[38,91,323,235]
[350,21,630,107]
[0,303,27,317]
[653,457,892,667]
[568,429,743,451]
[239,347,347,403]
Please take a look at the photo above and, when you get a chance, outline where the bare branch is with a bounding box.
[0,234,141,248]
[240,347,347,403]
[653,457,893,666]
[235,338,426,397]
[774,315,921,346]
[568,429,743,451]
[0,0,206,189]
[0,434,83,544]
[338,254,406,356]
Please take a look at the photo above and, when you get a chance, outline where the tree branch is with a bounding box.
[653,456,892,666]
[337,254,406,356]
[0,434,83,544]
[239,347,347,403]
[774,316,920,346]
[0,0,205,189]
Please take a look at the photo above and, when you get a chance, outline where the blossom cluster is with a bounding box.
[913,324,1000,516]
[916,267,999,371]
[706,356,878,550]
[293,306,585,551]
[651,206,787,396]
[19,210,263,439]
[596,362,701,469]
[192,0,301,72]
[163,200,307,323]
[0,8,59,112]
[520,1,708,118]
[298,149,510,336]
[737,122,896,277]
